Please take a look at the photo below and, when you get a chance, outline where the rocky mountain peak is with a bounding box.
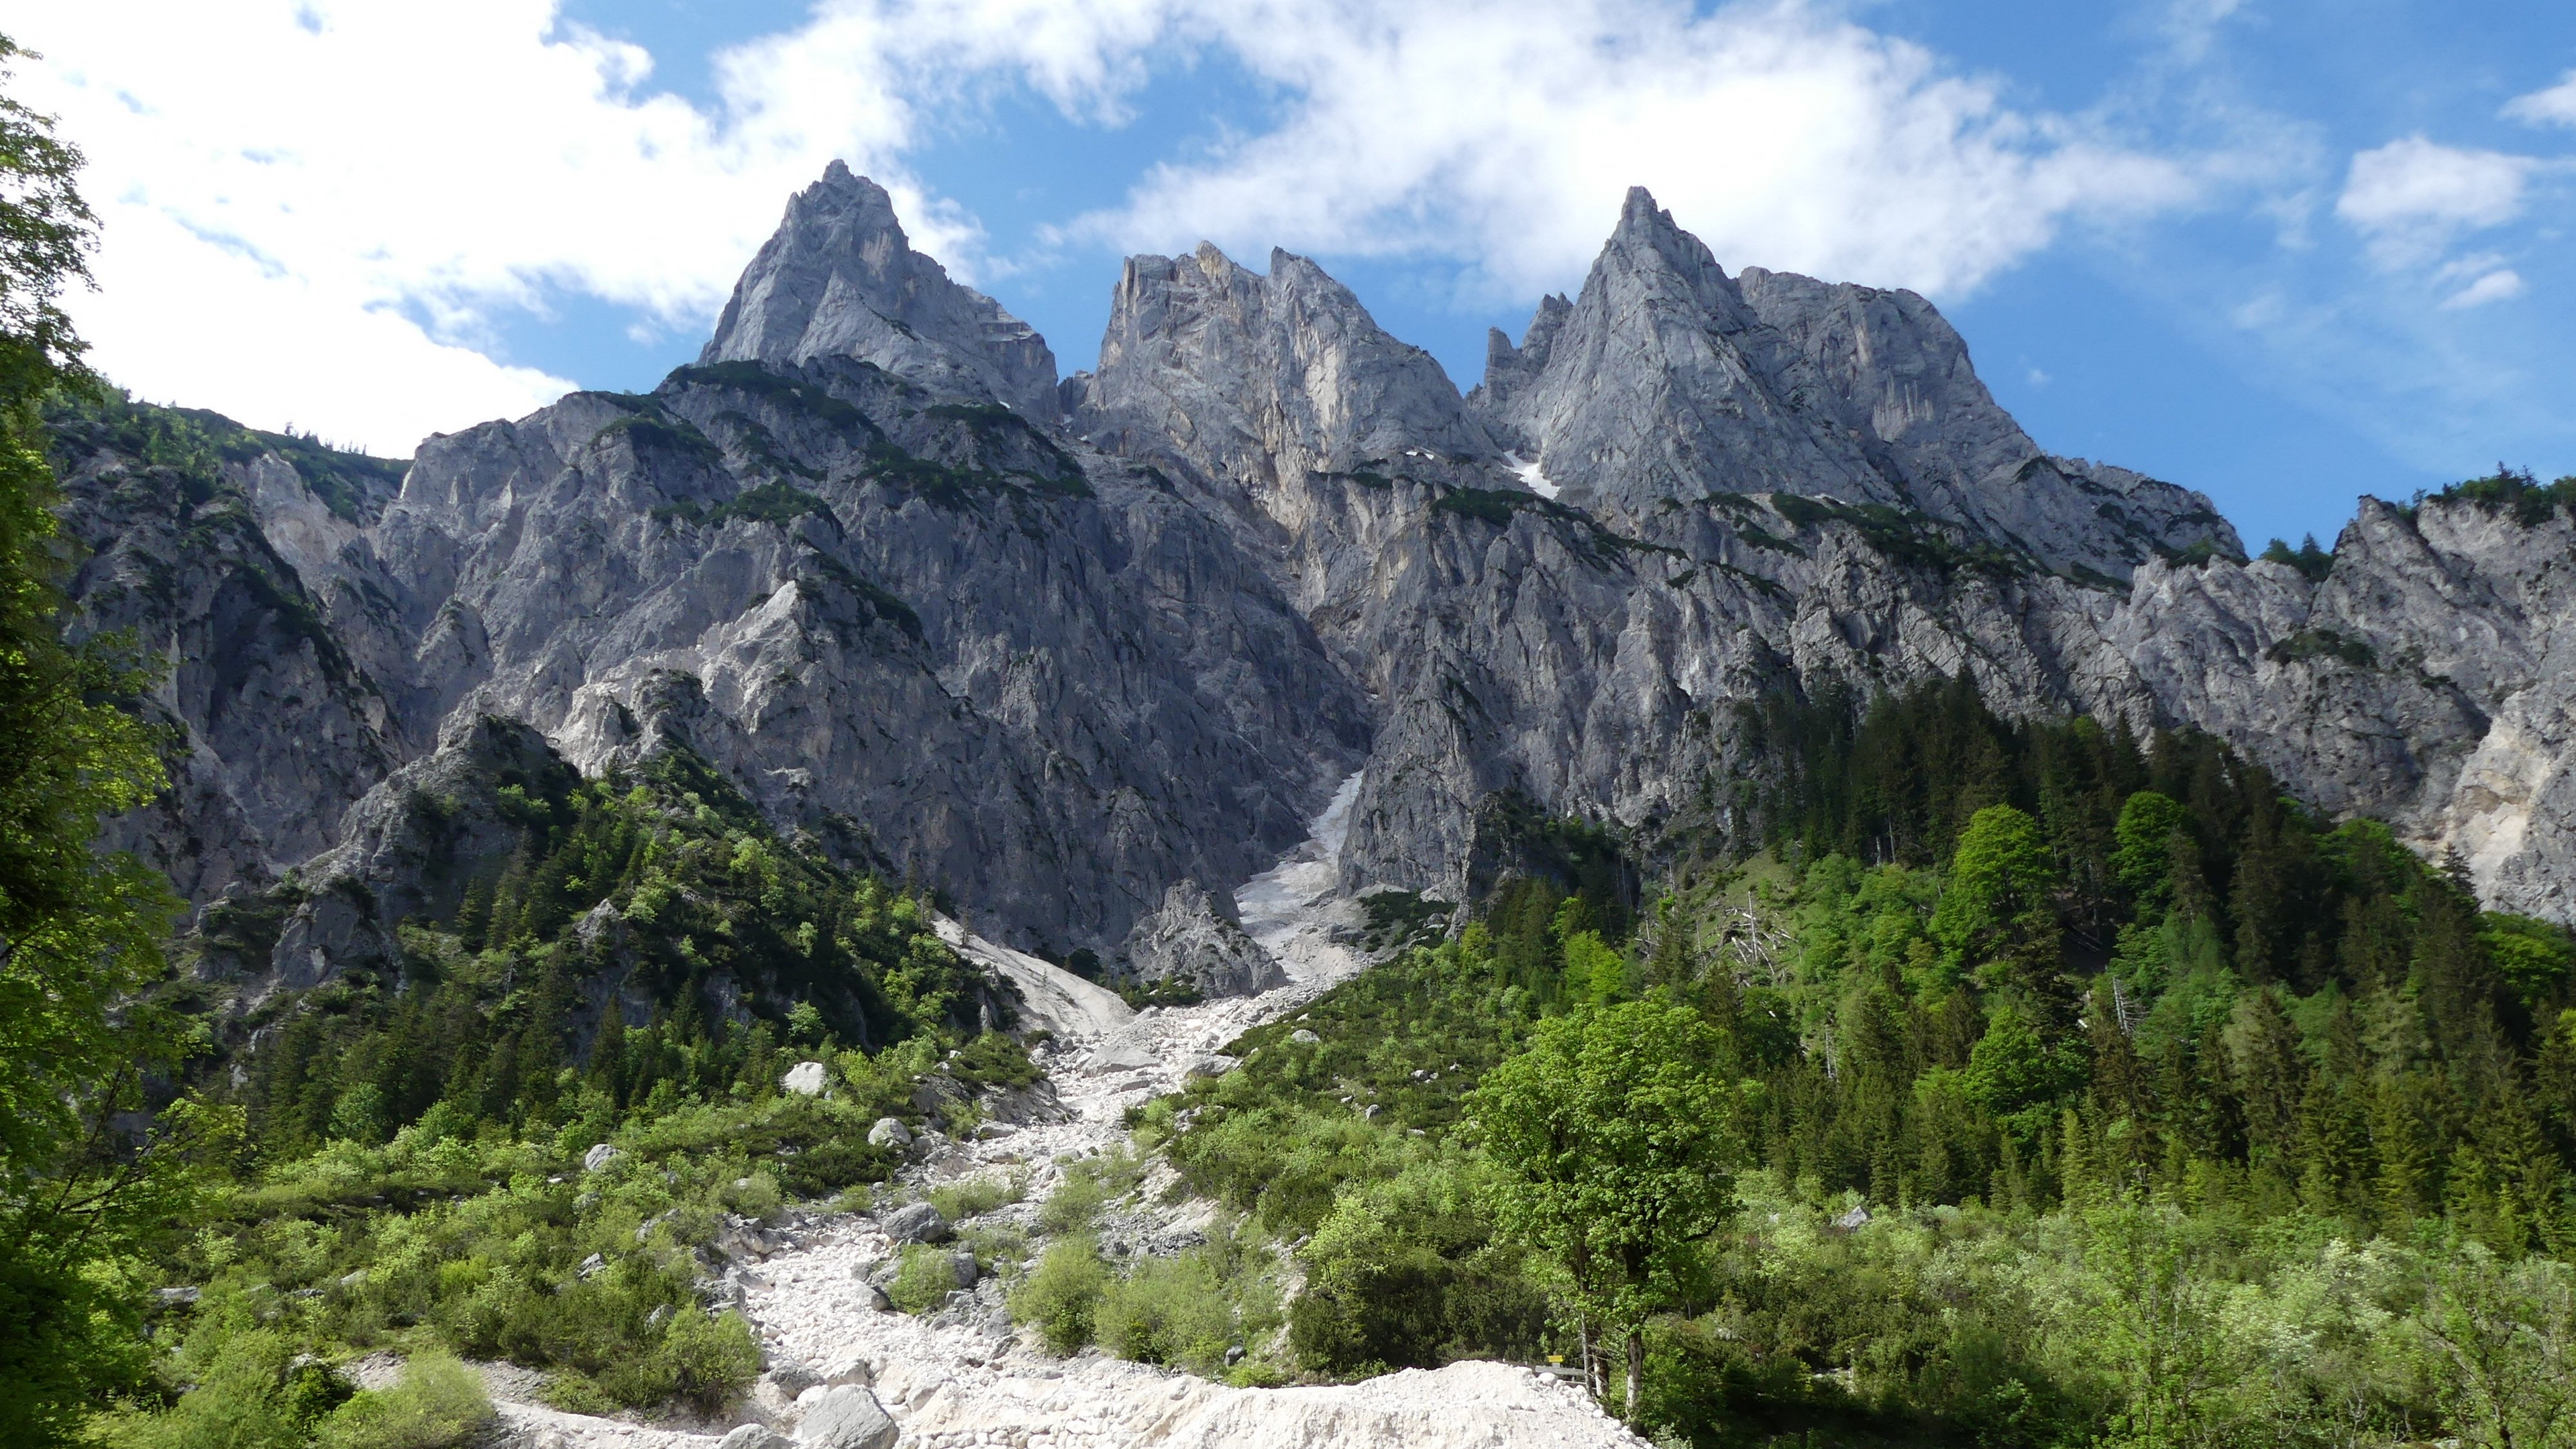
[1470,187,2236,578]
[1076,241,1503,503]
[700,162,1059,419]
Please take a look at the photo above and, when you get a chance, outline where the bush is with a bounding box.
[928,1174,1021,1224]
[889,1244,963,1316]
[1093,1242,1279,1376]
[1037,1151,1138,1235]
[99,1332,304,1449]
[1011,1238,1110,1353]
[315,1353,493,1449]
[657,1308,761,1413]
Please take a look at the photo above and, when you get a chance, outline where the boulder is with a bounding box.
[781,1060,828,1095]
[796,1384,899,1449]
[1082,1042,1161,1077]
[866,1117,912,1148]
[763,1360,821,1397]
[880,1202,950,1244]
[582,1142,623,1173]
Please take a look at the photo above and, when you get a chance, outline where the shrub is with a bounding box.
[1011,1238,1110,1353]
[929,1174,1021,1224]
[1093,1242,1279,1375]
[1038,1151,1139,1235]
[99,1332,303,1449]
[315,1353,494,1449]
[888,1244,961,1315]
[656,1308,761,1413]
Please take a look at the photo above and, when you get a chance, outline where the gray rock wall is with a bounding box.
[65,164,2576,949]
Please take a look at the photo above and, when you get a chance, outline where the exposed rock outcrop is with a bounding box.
[1468,187,2239,580]
[1117,880,1285,998]
[702,162,1059,420]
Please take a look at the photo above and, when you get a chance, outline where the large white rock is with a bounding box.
[794,1385,898,1449]
[780,1061,828,1095]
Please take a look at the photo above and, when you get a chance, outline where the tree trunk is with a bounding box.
[1625,1326,1644,1423]
[1579,1311,1599,1399]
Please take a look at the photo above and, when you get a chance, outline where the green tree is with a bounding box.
[0,40,215,1444]
[2110,790,2189,911]
[1466,1000,1739,1422]
[1932,805,2068,1024]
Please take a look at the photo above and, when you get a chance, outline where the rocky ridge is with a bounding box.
[56,164,2576,988]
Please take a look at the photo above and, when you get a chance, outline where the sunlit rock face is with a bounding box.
[701,160,1062,423]
[64,164,2576,936]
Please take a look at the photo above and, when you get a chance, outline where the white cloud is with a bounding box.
[1063,0,2202,301]
[17,0,2214,449]
[2504,70,2576,128]
[2336,136,2535,267]
[17,0,997,451]
[2440,269,2525,310]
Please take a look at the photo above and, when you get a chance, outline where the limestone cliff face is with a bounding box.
[1117,880,1285,998]
[701,161,1060,421]
[67,164,2576,951]
[1468,189,2239,581]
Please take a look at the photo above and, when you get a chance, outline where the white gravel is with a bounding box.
[496,773,1648,1449]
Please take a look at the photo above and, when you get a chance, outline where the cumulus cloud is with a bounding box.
[18,0,997,451]
[19,0,2210,449]
[2504,70,2576,128]
[2336,136,2535,267]
[1064,0,2201,301]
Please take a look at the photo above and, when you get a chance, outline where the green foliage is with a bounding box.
[2259,532,2336,581]
[1929,805,2065,1018]
[650,478,832,529]
[1470,1001,1744,1416]
[1091,1234,1281,1377]
[888,1244,961,1316]
[1288,1154,1550,1376]
[0,39,242,1445]
[1767,494,2027,578]
[313,1354,493,1449]
[2265,627,2379,669]
[1010,1237,1110,1353]
[237,742,994,1161]
[1036,1150,1139,1235]
[1155,669,2576,1446]
[928,1173,1022,1224]
[2426,464,2576,528]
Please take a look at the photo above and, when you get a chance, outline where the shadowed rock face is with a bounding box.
[68,164,2576,942]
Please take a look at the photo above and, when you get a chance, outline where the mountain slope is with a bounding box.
[56,166,2576,951]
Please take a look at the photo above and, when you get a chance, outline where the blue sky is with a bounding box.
[26,0,2576,550]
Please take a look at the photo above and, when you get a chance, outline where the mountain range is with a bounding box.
[54,159,2576,998]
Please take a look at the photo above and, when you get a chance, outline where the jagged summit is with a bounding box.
[1071,239,1505,500]
[701,161,1060,418]
[1472,186,2238,578]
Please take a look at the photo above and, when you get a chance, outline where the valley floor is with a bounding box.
[491,775,1645,1449]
